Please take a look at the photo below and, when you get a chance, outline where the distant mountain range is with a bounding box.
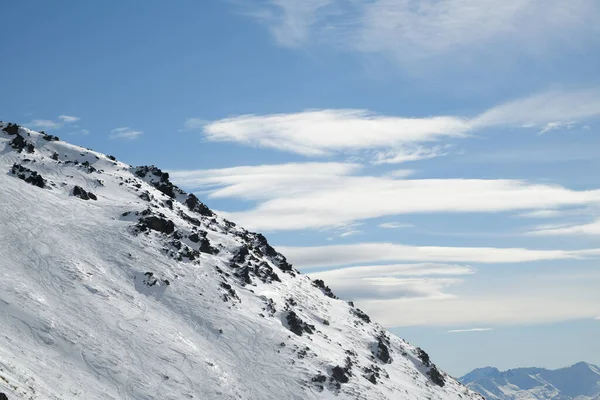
[459,362,600,400]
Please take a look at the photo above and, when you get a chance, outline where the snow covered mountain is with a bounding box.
[459,362,600,400]
[0,121,485,400]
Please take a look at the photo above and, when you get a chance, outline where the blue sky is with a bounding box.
[2,1,600,376]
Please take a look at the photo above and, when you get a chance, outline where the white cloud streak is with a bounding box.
[279,242,598,269]
[519,210,564,218]
[379,222,413,229]
[201,110,468,157]
[243,0,600,63]
[447,328,493,333]
[361,288,600,327]
[110,127,143,140]
[29,119,61,129]
[191,89,600,162]
[58,115,80,123]
[27,115,81,131]
[172,161,600,231]
[529,219,600,236]
[308,263,473,300]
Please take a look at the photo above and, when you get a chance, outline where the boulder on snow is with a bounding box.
[11,163,46,188]
[428,365,445,387]
[9,134,35,153]
[73,185,97,201]
[138,216,175,234]
[2,122,19,135]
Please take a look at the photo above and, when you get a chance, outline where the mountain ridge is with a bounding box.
[0,121,484,399]
[460,361,600,400]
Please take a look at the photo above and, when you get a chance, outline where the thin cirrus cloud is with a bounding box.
[243,0,599,62]
[361,282,600,327]
[109,127,143,140]
[307,263,474,301]
[188,88,600,163]
[379,222,413,229]
[29,119,62,129]
[199,109,468,158]
[447,328,493,333]
[528,219,600,236]
[28,115,81,130]
[278,242,599,269]
[171,161,600,231]
[58,115,80,123]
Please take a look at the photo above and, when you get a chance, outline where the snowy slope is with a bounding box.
[459,362,600,400]
[0,122,485,400]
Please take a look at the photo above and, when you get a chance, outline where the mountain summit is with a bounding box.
[0,122,484,399]
[459,362,600,400]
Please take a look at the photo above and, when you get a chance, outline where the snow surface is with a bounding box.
[0,122,485,400]
[459,362,600,400]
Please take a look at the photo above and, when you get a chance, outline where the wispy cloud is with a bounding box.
[200,110,468,158]
[372,146,446,164]
[278,242,599,269]
[191,89,600,163]
[241,1,600,63]
[538,121,576,135]
[529,219,600,236]
[172,161,600,231]
[519,210,564,218]
[379,222,413,229]
[447,328,493,333]
[27,115,81,130]
[29,119,61,129]
[58,115,80,123]
[308,263,473,300]
[470,89,600,129]
[340,230,361,237]
[110,127,143,140]
[360,284,600,327]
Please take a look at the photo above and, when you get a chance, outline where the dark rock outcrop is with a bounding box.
[428,365,445,387]
[185,193,214,217]
[285,311,315,336]
[11,164,46,188]
[9,134,35,153]
[73,185,97,201]
[2,122,20,135]
[312,279,338,299]
[138,216,175,234]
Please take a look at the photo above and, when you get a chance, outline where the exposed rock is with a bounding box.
[285,311,315,336]
[428,365,445,387]
[9,134,35,153]
[312,279,338,299]
[417,348,431,367]
[10,164,46,188]
[73,186,90,200]
[185,193,214,217]
[351,307,371,324]
[139,216,175,234]
[73,185,97,201]
[374,335,391,364]
[331,365,350,384]
[2,122,19,135]
[42,132,60,141]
